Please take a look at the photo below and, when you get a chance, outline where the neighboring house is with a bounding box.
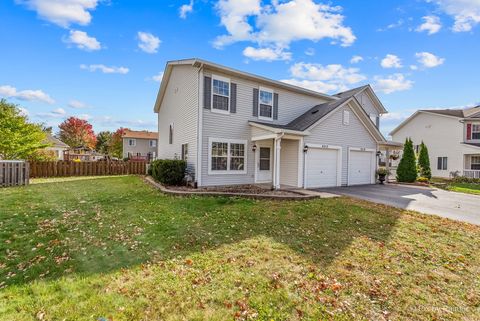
[390,106,480,179]
[122,130,158,161]
[44,133,69,160]
[64,146,104,161]
[154,58,393,189]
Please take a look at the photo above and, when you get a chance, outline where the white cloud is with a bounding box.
[137,31,161,54]
[415,51,445,68]
[179,0,194,19]
[350,55,363,64]
[18,107,29,116]
[36,107,67,118]
[373,74,413,94]
[0,85,55,104]
[381,54,403,69]
[410,65,418,70]
[305,48,315,56]
[152,71,164,82]
[64,29,101,51]
[68,100,89,109]
[16,0,99,28]
[243,46,292,61]
[214,0,355,52]
[80,64,129,74]
[428,0,480,32]
[416,15,442,34]
[282,62,366,93]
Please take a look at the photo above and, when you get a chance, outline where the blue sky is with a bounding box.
[1,0,479,137]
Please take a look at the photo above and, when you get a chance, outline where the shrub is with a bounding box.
[452,176,480,184]
[417,177,429,183]
[151,159,186,185]
[376,167,390,176]
[397,138,418,183]
[418,142,432,179]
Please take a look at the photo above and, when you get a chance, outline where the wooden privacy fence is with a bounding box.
[29,161,147,178]
[1,161,30,187]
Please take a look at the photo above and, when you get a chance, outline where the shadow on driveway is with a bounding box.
[317,184,480,225]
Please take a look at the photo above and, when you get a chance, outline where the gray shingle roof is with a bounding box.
[463,142,480,148]
[44,133,69,148]
[333,85,368,99]
[250,96,351,132]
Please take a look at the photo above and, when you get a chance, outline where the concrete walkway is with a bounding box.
[317,184,480,225]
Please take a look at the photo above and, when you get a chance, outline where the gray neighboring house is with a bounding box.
[154,58,395,189]
[44,133,69,160]
[122,130,158,161]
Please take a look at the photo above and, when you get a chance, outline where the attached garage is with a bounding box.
[304,145,342,188]
[348,148,376,185]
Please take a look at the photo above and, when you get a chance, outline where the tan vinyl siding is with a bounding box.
[157,65,199,176]
[201,68,329,186]
[123,138,157,158]
[305,104,377,186]
[280,139,299,187]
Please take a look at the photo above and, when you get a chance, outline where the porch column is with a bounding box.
[385,148,390,183]
[273,137,282,189]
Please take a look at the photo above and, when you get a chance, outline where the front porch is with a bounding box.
[464,154,480,178]
[378,141,404,183]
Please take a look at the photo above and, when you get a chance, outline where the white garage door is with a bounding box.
[306,148,339,188]
[349,150,374,185]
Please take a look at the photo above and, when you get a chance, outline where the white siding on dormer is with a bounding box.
[356,91,379,116]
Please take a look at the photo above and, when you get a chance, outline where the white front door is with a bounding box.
[349,150,374,185]
[256,144,272,182]
[305,148,340,188]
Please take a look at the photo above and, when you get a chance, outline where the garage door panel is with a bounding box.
[306,148,339,188]
[349,150,373,185]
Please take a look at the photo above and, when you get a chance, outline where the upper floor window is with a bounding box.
[149,140,157,147]
[212,76,230,113]
[128,139,136,147]
[472,124,480,140]
[258,88,273,120]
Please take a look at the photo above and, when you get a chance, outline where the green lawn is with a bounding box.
[1,176,479,320]
[431,178,480,195]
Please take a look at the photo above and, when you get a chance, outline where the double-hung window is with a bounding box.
[471,156,480,170]
[437,157,448,170]
[128,139,136,147]
[258,87,273,120]
[149,140,156,147]
[472,124,480,140]
[212,76,230,113]
[209,138,246,174]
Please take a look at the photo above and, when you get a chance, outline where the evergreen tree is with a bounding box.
[418,141,432,179]
[397,138,418,182]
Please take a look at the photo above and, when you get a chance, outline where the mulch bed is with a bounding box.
[166,184,302,196]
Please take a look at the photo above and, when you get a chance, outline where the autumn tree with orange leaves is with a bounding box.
[58,117,97,149]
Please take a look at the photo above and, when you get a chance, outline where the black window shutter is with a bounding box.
[230,83,237,113]
[253,88,259,117]
[204,76,211,109]
[273,93,279,120]
[181,144,185,160]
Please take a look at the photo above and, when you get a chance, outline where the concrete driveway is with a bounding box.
[318,184,480,225]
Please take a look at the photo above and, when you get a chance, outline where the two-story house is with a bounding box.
[122,130,158,161]
[154,58,390,189]
[390,106,480,179]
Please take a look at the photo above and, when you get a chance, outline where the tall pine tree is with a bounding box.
[418,141,432,179]
[397,138,418,182]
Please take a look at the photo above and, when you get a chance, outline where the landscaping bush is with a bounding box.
[417,177,429,183]
[151,159,186,185]
[418,142,432,179]
[397,138,418,183]
[452,176,480,184]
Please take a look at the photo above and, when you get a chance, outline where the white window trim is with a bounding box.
[437,157,448,170]
[258,86,274,121]
[471,156,480,170]
[343,110,350,125]
[208,137,247,175]
[128,139,136,147]
[472,124,480,140]
[211,74,231,115]
[149,140,157,147]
